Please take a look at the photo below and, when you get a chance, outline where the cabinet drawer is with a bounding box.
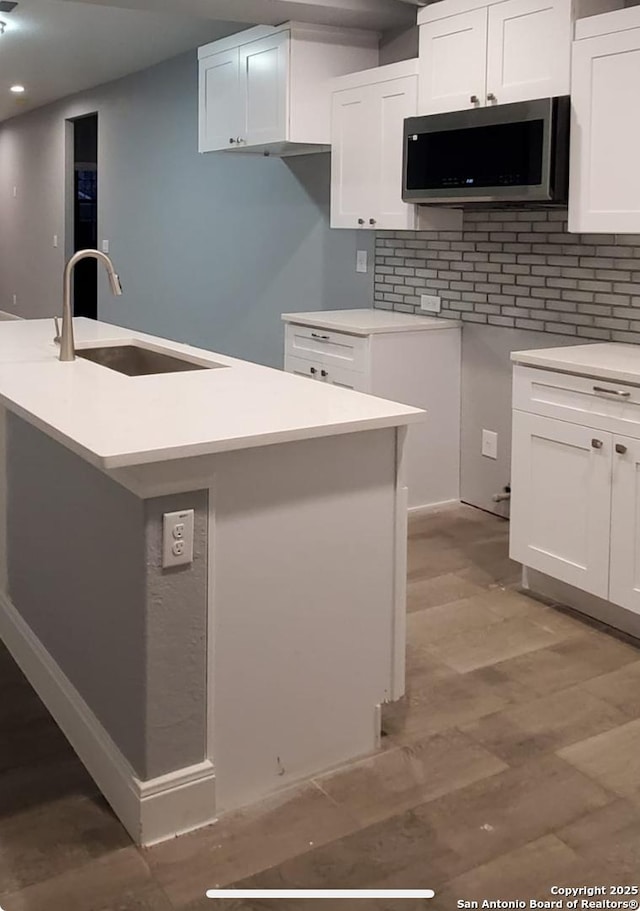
[284,323,369,373]
[284,355,369,392]
[514,365,640,435]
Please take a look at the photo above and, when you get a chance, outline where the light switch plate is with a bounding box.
[162,509,194,568]
[356,249,368,273]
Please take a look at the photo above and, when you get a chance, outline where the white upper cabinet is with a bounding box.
[486,0,572,105]
[239,32,288,148]
[198,48,242,152]
[418,0,574,114]
[330,61,463,231]
[198,23,378,155]
[569,7,640,233]
[331,83,378,229]
[418,8,489,114]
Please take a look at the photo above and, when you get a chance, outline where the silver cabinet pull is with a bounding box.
[487,92,497,102]
[592,439,603,449]
[321,369,328,378]
[311,332,330,341]
[615,443,628,455]
[470,94,479,104]
[593,385,631,397]
[229,137,236,143]
[369,218,376,226]
[357,218,365,225]
[310,367,317,375]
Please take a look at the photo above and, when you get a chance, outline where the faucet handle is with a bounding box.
[53,317,61,344]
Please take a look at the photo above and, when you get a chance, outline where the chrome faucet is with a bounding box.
[58,249,123,361]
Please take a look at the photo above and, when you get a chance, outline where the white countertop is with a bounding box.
[512,343,640,385]
[281,309,461,336]
[0,319,423,470]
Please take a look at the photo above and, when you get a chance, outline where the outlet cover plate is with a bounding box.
[162,509,194,568]
[420,294,441,313]
[482,429,498,460]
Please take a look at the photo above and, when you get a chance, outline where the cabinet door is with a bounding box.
[418,9,488,114]
[330,84,380,230]
[486,0,570,106]
[373,75,419,231]
[330,85,376,229]
[239,31,288,147]
[198,48,241,152]
[569,27,640,233]
[510,412,612,598]
[609,436,640,613]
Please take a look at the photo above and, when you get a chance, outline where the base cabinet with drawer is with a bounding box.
[282,310,462,511]
[511,359,640,617]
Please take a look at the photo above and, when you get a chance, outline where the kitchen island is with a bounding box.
[0,318,422,845]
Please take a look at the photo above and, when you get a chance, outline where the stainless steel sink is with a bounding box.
[76,344,225,377]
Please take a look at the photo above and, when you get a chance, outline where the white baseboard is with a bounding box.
[0,592,216,845]
[408,498,460,518]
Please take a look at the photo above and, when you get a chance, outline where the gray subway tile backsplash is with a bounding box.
[373,209,640,342]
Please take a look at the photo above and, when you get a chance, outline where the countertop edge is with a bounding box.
[0,396,425,471]
[511,352,640,387]
[281,312,462,335]
[100,410,426,469]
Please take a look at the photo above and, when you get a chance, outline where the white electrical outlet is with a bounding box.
[53,234,58,248]
[102,239,110,254]
[482,429,498,460]
[420,294,441,313]
[11,294,16,308]
[162,509,195,568]
[356,249,367,273]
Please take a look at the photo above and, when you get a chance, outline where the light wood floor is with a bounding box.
[2,504,640,909]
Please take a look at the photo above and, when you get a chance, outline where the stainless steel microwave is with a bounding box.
[402,96,570,206]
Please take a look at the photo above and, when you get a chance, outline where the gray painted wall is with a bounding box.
[0,51,374,368]
[6,414,208,779]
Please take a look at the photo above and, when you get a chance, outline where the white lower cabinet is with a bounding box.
[510,411,612,598]
[283,311,461,510]
[511,364,640,614]
[285,354,367,391]
[610,435,640,613]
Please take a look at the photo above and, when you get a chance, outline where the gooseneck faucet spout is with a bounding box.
[59,249,123,362]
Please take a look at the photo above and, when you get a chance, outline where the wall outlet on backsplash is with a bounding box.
[482,430,498,460]
[420,293,441,313]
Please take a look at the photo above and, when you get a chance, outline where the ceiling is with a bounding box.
[0,0,245,122]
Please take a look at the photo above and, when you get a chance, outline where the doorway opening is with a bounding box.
[71,114,98,319]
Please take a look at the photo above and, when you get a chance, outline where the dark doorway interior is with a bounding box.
[72,114,98,319]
